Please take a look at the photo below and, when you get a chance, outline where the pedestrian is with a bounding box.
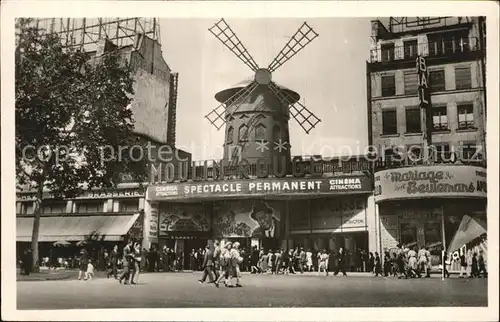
[442,252,451,278]
[383,251,390,277]
[334,247,347,276]
[198,244,217,285]
[78,249,89,281]
[368,252,374,273]
[417,246,428,278]
[318,249,329,276]
[477,250,487,278]
[287,249,296,274]
[374,252,382,277]
[109,245,119,279]
[229,242,243,287]
[459,252,468,278]
[306,249,313,272]
[215,242,232,287]
[471,252,479,278]
[299,248,306,274]
[261,249,269,273]
[86,259,95,280]
[250,246,260,274]
[407,247,418,278]
[118,240,133,284]
[130,242,142,284]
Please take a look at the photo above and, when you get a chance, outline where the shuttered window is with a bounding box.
[455,66,472,90]
[404,72,418,95]
[381,75,396,97]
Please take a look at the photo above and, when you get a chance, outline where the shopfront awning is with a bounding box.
[447,215,487,253]
[16,214,141,242]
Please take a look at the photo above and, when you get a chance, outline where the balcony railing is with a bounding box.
[370,37,479,63]
[373,154,486,172]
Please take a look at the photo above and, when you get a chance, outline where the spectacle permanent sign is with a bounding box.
[148,176,371,200]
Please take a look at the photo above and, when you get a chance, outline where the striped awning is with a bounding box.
[16,214,140,242]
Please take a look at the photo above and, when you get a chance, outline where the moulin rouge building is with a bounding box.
[143,19,375,269]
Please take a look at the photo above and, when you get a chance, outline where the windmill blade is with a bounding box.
[205,81,258,130]
[209,19,260,72]
[268,22,319,73]
[268,82,321,134]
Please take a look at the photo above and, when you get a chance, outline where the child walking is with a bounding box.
[86,260,95,280]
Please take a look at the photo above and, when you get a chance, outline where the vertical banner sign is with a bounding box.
[416,55,432,147]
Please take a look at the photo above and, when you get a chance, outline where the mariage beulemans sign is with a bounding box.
[148,176,371,201]
[374,165,487,202]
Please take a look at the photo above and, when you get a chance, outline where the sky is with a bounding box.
[159,18,373,161]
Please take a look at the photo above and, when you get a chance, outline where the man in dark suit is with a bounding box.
[334,247,348,276]
[198,245,218,285]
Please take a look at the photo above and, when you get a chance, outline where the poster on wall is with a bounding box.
[159,204,210,235]
[310,196,366,231]
[213,200,283,238]
[149,202,159,240]
[127,212,144,241]
[380,215,399,251]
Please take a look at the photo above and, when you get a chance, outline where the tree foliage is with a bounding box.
[15,21,147,270]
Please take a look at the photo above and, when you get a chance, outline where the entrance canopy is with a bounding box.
[447,215,487,253]
[17,214,141,242]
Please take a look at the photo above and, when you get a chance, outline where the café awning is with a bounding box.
[447,215,487,253]
[16,214,141,242]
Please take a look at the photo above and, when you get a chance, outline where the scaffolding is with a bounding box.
[32,18,161,52]
[388,17,471,34]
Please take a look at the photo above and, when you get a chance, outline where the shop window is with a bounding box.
[226,126,234,144]
[457,103,474,129]
[76,201,104,213]
[432,105,448,131]
[405,107,421,133]
[382,109,397,135]
[19,202,34,214]
[119,199,139,213]
[254,123,266,141]
[238,124,249,142]
[381,43,395,61]
[381,75,396,97]
[41,201,66,214]
[424,222,442,252]
[429,70,446,92]
[455,66,472,90]
[400,223,418,245]
[403,72,418,95]
[403,40,418,60]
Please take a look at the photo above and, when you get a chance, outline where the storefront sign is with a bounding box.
[374,166,487,202]
[148,176,371,200]
[17,188,144,201]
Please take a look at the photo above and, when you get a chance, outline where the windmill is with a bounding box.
[205,19,321,167]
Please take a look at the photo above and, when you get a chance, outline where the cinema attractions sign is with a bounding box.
[148,176,371,200]
[374,165,487,202]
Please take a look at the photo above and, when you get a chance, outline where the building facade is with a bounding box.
[367,17,487,267]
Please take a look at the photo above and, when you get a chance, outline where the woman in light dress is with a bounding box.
[261,250,269,273]
[306,249,313,272]
[407,247,418,278]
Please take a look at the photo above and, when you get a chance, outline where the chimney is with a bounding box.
[370,20,389,40]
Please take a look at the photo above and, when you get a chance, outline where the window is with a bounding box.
[432,105,448,131]
[381,43,395,61]
[455,66,472,90]
[457,103,474,129]
[76,201,104,213]
[406,144,423,164]
[405,107,421,133]
[254,123,266,141]
[19,202,34,214]
[429,70,446,92]
[381,75,396,97]
[403,40,418,59]
[119,199,139,213]
[272,125,281,142]
[404,72,418,95]
[42,201,66,214]
[384,147,396,163]
[226,126,234,144]
[382,109,397,135]
[428,31,469,56]
[238,124,249,141]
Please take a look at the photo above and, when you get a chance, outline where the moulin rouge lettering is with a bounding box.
[390,170,477,194]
